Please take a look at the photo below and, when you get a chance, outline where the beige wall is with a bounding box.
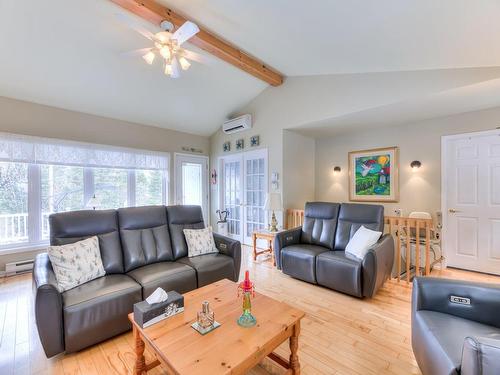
[314,106,500,218]
[0,96,210,272]
[283,130,315,210]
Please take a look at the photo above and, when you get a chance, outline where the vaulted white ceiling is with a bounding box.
[1,0,500,136]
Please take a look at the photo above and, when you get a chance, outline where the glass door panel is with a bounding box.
[243,150,267,245]
[222,158,242,239]
[175,154,208,223]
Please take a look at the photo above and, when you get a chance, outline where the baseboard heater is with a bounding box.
[5,259,34,276]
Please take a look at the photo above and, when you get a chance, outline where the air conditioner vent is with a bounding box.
[222,114,252,134]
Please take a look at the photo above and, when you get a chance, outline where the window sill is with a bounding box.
[0,242,49,256]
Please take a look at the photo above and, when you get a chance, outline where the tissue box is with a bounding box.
[133,291,184,328]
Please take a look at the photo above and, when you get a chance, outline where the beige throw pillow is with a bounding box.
[47,236,105,292]
[183,226,219,258]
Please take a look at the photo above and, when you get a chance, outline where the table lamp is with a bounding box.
[264,192,283,232]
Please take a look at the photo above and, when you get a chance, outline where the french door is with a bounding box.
[174,154,209,224]
[442,130,500,275]
[219,149,268,245]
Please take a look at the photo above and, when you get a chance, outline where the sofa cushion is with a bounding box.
[48,236,105,292]
[127,262,197,296]
[49,209,124,274]
[301,202,340,250]
[316,251,363,297]
[334,203,384,251]
[167,205,205,259]
[177,254,235,287]
[118,206,174,272]
[62,274,142,353]
[281,244,329,284]
[412,310,500,375]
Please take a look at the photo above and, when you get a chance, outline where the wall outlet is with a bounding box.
[394,208,403,217]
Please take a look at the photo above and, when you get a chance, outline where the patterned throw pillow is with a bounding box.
[183,226,219,258]
[47,236,106,292]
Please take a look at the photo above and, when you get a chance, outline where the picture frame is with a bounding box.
[236,139,244,150]
[348,146,399,202]
[250,135,260,147]
[223,141,231,152]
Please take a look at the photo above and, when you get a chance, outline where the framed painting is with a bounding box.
[348,146,399,202]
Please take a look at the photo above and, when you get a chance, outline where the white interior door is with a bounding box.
[243,149,268,245]
[175,154,208,224]
[219,149,268,245]
[443,130,500,275]
[220,154,243,240]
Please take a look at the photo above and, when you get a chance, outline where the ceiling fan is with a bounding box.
[118,14,207,78]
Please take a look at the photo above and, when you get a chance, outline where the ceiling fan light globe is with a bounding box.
[160,46,171,59]
[155,31,171,43]
[164,64,172,76]
[179,57,191,70]
[142,51,155,65]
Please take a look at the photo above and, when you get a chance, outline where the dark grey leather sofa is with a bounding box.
[412,277,500,375]
[274,202,394,298]
[33,205,241,357]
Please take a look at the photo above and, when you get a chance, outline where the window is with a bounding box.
[94,168,128,209]
[136,170,164,206]
[0,133,169,249]
[0,163,29,245]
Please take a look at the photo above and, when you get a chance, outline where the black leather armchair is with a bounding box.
[412,277,500,375]
[274,202,394,298]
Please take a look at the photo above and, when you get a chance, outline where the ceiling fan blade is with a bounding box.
[115,13,156,41]
[171,56,181,78]
[179,49,212,65]
[121,48,152,57]
[172,21,200,45]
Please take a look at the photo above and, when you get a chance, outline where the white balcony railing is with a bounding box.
[0,212,51,245]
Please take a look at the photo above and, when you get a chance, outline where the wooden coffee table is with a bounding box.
[129,278,305,375]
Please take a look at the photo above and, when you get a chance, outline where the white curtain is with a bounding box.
[0,132,169,170]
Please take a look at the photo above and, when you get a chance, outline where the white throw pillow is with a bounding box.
[183,226,219,258]
[345,226,382,260]
[47,236,106,292]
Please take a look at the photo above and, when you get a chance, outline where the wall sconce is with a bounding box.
[333,166,341,175]
[410,160,422,171]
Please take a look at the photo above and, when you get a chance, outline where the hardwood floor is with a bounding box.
[0,246,499,375]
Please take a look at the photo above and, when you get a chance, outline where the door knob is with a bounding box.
[449,208,461,213]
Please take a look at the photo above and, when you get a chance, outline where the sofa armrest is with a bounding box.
[361,234,394,298]
[213,232,241,281]
[412,277,500,328]
[32,253,65,357]
[461,336,500,375]
[273,227,302,269]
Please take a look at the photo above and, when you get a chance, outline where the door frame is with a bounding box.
[217,148,269,244]
[441,129,500,270]
[174,153,210,225]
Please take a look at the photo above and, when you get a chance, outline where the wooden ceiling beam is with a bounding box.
[110,0,284,86]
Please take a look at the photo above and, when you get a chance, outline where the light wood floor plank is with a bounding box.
[0,246,499,374]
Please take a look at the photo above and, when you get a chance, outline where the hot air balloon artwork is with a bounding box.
[348,147,399,202]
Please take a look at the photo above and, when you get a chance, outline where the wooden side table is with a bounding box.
[252,229,283,266]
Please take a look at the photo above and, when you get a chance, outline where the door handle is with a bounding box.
[448,208,461,213]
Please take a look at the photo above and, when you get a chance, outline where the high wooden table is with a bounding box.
[252,229,284,266]
[129,279,305,375]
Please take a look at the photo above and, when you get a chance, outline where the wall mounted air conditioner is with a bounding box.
[222,114,252,134]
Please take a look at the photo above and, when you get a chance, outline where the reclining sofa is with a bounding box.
[274,202,394,298]
[412,277,500,375]
[33,205,241,357]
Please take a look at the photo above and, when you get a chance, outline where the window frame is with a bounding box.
[0,163,169,252]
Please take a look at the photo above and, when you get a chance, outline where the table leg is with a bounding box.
[133,324,146,375]
[253,233,257,261]
[289,321,300,375]
[270,239,276,266]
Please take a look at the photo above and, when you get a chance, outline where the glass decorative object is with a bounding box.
[197,301,215,329]
[237,270,256,327]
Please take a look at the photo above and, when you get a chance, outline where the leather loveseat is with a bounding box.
[274,202,394,298]
[412,277,500,375]
[33,205,241,357]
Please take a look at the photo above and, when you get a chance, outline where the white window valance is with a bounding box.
[0,132,169,170]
